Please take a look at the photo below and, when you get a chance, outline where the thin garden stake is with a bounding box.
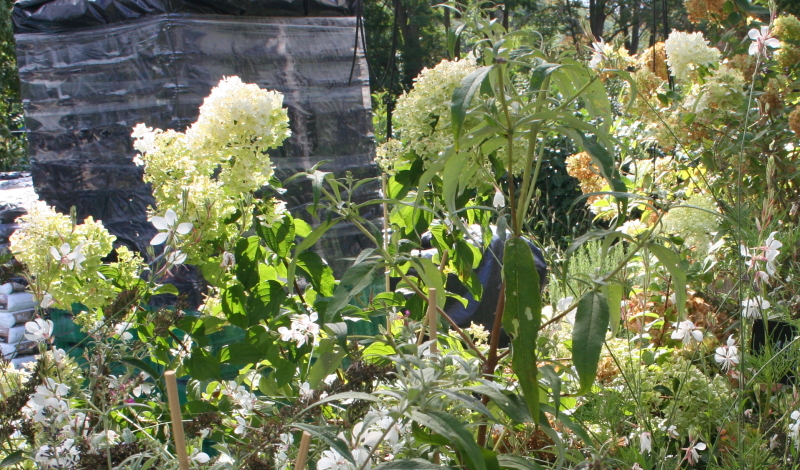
[165,370,190,470]
[294,431,312,470]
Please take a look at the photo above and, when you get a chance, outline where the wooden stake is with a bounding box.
[427,288,438,354]
[294,431,313,470]
[164,370,190,470]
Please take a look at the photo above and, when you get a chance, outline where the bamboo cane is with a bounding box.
[164,370,190,470]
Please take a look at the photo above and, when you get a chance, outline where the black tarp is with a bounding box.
[14,15,379,274]
[13,0,353,34]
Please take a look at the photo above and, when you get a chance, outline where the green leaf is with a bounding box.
[462,385,532,423]
[410,410,487,470]
[155,283,180,296]
[0,451,25,468]
[246,281,286,325]
[374,459,453,470]
[529,61,562,92]
[221,285,248,329]
[413,257,446,310]
[572,291,610,394]
[497,455,541,470]
[184,347,222,381]
[306,338,347,388]
[647,243,687,318]
[540,403,593,446]
[308,170,332,209]
[295,219,340,254]
[606,283,623,336]
[291,423,354,464]
[451,65,492,143]
[326,257,380,322]
[502,237,541,423]
[298,391,382,416]
[297,251,335,297]
[219,342,264,365]
[260,216,295,258]
[293,218,312,238]
[235,236,265,291]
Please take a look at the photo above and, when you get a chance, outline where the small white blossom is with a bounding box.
[682,440,706,466]
[49,242,86,271]
[640,432,652,453]
[748,26,781,57]
[789,410,800,439]
[714,335,739,371]
[493,190,505,209]
[150,209,193,245]
[671,320,703,345]
[741,296,770,319]
[25,318,54,342]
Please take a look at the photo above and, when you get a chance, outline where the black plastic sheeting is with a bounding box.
[13,0,354,34]
[15,15,379,275]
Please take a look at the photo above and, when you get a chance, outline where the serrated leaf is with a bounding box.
[572,291,610,394]
[410,410,486,470]
[247,280,286,325]
[451,65,492,143]
[502,237,541,423]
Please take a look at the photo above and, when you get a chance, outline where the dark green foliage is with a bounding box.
[0,0,26,171]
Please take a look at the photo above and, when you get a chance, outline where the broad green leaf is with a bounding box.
[647,243,687,318]
[306,338,347,388]
[246,281,285,325]
[297,251,335,297]
[235,236,264,291]
[606,283,623,336]
[293,218,312,238]
[502,237,541,423]
[410,410,487,470]
[0,451,26,468]
[326,258,380,321]
[572,291,610,394]
[413,257,446,310]
[221,285,248,329]
[529,61,562,92]
[185,347,221,381]
[219,342,263,365]
[374,459,453,470]
[451,65,492,143]
[461,385,531,423]
[497,455,541,470]
[291,423,354,464]
[261,216,295,258]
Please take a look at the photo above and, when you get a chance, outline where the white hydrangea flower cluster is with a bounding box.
[379,57,478,171]
[664,30,721,82]
[683,63,745,113]
[9,202,138,310]
[661,191,721,255]
[186,76,290,195]
[133,77,291,258]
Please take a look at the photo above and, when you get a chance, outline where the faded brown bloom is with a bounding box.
[790,106,800,134]
[684,0,725,24]
[637,42,669,81]
[566,152,605,204]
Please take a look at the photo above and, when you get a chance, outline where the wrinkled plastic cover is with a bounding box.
[13,0,353,34]
[15,15,378,273]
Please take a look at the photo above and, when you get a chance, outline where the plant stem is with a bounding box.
[495,63,519,236]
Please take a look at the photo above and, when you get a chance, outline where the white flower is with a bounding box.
[234,416,247,435]
[166,250,188,265]
[278,311,320,347]
[589,38,608,69]
[220,251,236,269]
[682,440,706,466]
[493,190,505,209]
[748,26,781,56]
[664,30,721,82]
[741,296,770,319]
[640,432,652,453]
[789,410,800,438]
[113,322,133,342]
[25,318,54,342]
[49,242,86,271]
[714,335,739,371]
[762,231,782,275]
[671,320,703,345]
[39,293,55,308]
[191,450,211,464]
[317,449,354,470]
[150,209,193,245]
